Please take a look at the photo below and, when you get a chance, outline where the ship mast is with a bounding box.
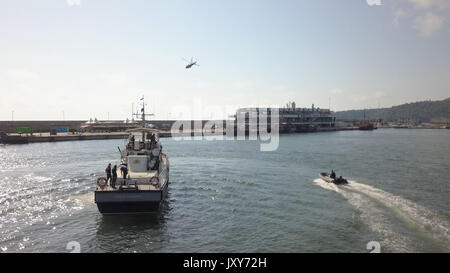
[141,96,146,127]
[132,96,154,140]
[141,97,145,140]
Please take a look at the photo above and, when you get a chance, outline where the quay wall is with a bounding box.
[27,133,129,143]
[1,126,362,144]
[0,120,228,133]
[0,121,86,133]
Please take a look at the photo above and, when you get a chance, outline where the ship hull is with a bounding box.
[0,135,29,144]
[95,182,169,214]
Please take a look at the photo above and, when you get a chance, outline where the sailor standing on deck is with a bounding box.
[120,163,128,180]
[105,163,112,185]
[111,165,117,188]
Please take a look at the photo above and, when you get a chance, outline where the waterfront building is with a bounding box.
[234,102,335,133]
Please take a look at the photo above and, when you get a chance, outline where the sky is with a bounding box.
[1,0,449,120]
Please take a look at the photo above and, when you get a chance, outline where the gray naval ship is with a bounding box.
[95,99,170,214]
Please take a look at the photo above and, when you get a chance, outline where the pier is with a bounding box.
[0,127,364,145]
[0,130,227,144]
[0,132,128,144]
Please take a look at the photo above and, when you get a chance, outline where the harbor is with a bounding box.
[0,123,362,145]
[3,97,448,145]
[2,123,448,145]
[1,0,450,257]
[1,128,449,252]
[0,102,362,144]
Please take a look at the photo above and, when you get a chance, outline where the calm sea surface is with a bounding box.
[0,129,449,252]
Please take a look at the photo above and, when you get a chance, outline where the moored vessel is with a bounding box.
[358,121,375,130]
[0,132,29,144]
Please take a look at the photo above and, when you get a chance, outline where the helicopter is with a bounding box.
[183,57,200,69]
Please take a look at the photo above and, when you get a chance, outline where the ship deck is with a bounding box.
[96,184,162,191]
[96,170,167,192]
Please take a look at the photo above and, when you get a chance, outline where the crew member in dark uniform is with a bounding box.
[330,170,336,179]
[120,164,128,180]
[130,135,135,149]
[111,165,118,188]
[105,163,112,185]
[150,133,156,145]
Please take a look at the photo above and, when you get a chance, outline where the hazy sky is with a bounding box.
[1,0,449,120]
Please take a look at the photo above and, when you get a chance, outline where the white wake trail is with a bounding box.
[346,180,450,243]
[313,178,450,252]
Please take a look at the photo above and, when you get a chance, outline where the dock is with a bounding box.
[1,127,364,145]
[0,132,128,144]
[0,130,225,144]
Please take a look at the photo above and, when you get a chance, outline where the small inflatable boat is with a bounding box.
[319,172,348,185]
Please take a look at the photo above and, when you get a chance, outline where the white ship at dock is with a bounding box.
[234,102,336,133]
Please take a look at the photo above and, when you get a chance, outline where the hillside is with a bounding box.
[335,98,450,122]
